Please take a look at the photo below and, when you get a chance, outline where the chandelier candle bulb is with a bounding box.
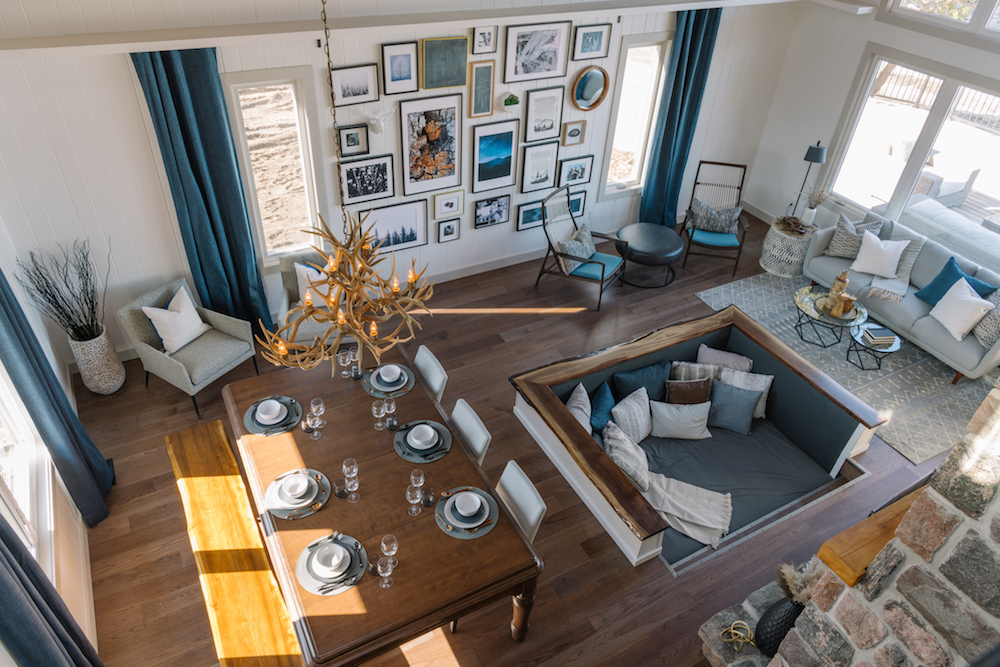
[370,322,377,338]
[392,276,400,293]
[337,309,346,324]
[304,292,313,308]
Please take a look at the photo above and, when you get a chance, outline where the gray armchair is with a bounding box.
[117,278,257,417]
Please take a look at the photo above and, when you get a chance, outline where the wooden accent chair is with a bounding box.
[678,161,750,276]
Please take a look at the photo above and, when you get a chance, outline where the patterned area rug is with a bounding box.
[697,273,996,465]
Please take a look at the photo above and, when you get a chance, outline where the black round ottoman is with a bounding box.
[615,222,684,288]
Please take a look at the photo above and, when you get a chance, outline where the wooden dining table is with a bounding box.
[222,346,542,666]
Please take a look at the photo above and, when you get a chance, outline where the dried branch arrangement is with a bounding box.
[805,185,831,210]
[776,557,824,605]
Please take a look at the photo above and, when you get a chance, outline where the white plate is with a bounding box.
[256,403,289,425]
[371,368,408,391]
[444,495,489,528]
[406,427,440,451]
[309,542,351,579]
[265,474,320,510]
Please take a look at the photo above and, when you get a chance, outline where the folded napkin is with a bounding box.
[641,473,732,548]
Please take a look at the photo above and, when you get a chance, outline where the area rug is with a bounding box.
[697,273,996,465]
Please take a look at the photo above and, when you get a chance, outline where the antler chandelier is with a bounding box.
[256,213,433,375]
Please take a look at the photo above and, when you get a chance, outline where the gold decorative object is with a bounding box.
[825,270,857,318]
[720,620,756,652]
[256,213,433,375]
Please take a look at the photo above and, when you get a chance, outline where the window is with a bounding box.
[0,359,40,553]
[883,0,1000,47]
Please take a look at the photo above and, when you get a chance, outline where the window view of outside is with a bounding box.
[607,44,662,186]
[0,401,32,535]
[237,84,312,254]
[899,0,978,23]
[990,2,1000,29]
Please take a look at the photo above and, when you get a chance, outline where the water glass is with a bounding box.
[381,534,398,569]
[372,400,386,431]
[383,398,397,430]
[410,469,424,491]
[310,398,326,428]
[349,347,361,379]
[337,350,351,378]
[306,413,322,440]
[406,484,422,516]
[333,478,348,498]
[377,556,394,589]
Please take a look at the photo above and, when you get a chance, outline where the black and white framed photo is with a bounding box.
[472,26,498,54]
[516,199,545,231]
[433,190,465,220]
[521,140,559,193]
[340,154,394,205]
[469,60,495,118]
[381,42,419,95]
[338,124,370,157]
[525,86,564,143]
[572,24,612,60]
[422,37,469,89]
[472,119,518,193]
[400,95,462,196]
[504,22,572,84]
[437,218,460,243]
[330,63,379,107]
[562,120,586,147]
[359,200,427,252]
[569,190,586,217]
[474,194,510,228]
[558,154,594,187]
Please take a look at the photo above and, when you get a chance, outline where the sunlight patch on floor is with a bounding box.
[426,307,587,314]
[399,627,463,667]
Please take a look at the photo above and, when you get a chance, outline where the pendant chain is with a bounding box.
[320,0,349,236]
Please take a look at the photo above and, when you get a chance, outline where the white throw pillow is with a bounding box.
[610,386,652,443]
[849,231,908,278]
[930,278,994,342]
[603,421,650,491]
[697,344,753,373]
[141,287,212,354]
[649,400,712,440]
[294,262,327,304]
[566,383,592,435]
[719,367,773,419]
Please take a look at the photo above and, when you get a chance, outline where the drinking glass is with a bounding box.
[333,478,347,498]
[343,458,358,478]
[406,484,422,516]
[306,413,322,440]
[348,347,360,378]
[346,475,360,503]
[377,556,394,589]
[381,534,399,569]
[310,398,326,429]
[372,400,386,431]
[383,398,397,430]
[410,469,424,491]
[337,350,351,378]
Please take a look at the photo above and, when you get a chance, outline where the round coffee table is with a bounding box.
[793,285,868,348]
[614,222,684,288]
[846,322,901,370]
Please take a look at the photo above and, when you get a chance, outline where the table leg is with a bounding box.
[510,576,538,642]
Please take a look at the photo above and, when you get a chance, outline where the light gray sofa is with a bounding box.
[803,218,1000,381]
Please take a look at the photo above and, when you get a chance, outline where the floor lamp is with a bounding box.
[792,141,827,217]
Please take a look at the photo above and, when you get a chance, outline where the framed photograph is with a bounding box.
[433,190,465,220]
[472,119,518,193]
[437,218,461,243]
[516,199,545,231]
[422,37,469,89]
[330,63,379,107]
[358,200,427,253]
[339,154,394,206]
[572,24,612,60]
[400,95,462,196]
[562,120,586,147]
[558,154,594,187]
[504,22,571,84]
[338,124,370,157]
[472,26,498,54]
[525,86,564,143]
[521,140,559,193]
[569,190,586,217]
[475,194,510,228]
[469,60,495,118]
[382,42,419,95]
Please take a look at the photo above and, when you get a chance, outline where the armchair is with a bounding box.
[678,161,749,276]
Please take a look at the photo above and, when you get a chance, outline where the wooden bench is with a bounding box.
[165,420,303,667]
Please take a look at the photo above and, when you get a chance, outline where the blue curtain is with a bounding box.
[0,270,113,527]
[639,9,723,228]
[131,48,273,331]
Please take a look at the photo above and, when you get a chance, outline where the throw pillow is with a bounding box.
[850,231,908,278]
[649,400,712,440]
[708,381,762,436]
[719,367,773,419]
[141,287,212,355]
[590,382,616,433]
[670,361,722,381]
[556,224,596,275]
[612,359,671,402]
[666,377,713,404]
[916,257,999,306]
[973,290,1000,350]
[690,198,742,234]
[603,421,650,491]
[929,278,993,342]
[889,227,927,285]
[294,262,327,304]
[566,383,592,435]
[696,344,753,373]
[824,215,883,259]
[610,387,652,444]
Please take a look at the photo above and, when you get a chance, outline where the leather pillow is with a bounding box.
[666,377,712,404]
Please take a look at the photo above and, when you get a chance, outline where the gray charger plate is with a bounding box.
[392,420,452,463]
[243,395,302,436]
[362,364,416,398]
[265,469,331,520]
[434,486,499,540]
[295,533,367,596]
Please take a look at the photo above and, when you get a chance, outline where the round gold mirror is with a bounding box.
[571,66,609,111]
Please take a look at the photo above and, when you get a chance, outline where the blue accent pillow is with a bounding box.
[612,359,671,402]
[708,382,762,436]
[916,257,998,306]
[590,382,615,433]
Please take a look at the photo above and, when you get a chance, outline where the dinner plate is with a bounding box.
[242,396,302,436]
[295,534,367,596]
[254,403,289,426]
[392,421,452,464]
[306,543,353,581]
[444,495,489,528]
[264,472,321,511]
[405,428,440,451]
[370,368,408,391]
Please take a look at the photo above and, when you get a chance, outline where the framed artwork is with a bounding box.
[504,22,571,84]
[516,199,545,231]
[525,86,564,143]
[475,194,510,228]
[472,119,518,193]
[339,154,394,205]
[338,124,370,157]
[422,37,469,89]
[400,95,462,196]
[381,42,419,95]
[330,63,379,107]
[572,24,612,60]
[562,120,586,147]
[433,190,465,220]
[438,218,461,243]
[469,60,495,118]
[521,140,559,193]
[569,190,586,217]
[358,200,427,253]
[473,26,498,54]
[558,154,594,187]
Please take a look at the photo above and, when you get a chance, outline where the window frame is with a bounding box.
[877,0,1000,55]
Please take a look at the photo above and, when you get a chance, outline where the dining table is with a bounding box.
[222,345,543,667]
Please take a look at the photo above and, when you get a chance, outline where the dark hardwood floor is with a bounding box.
[78,216,946,667]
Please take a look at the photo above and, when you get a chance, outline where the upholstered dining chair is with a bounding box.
[117,278,257,417]
[451,398,492,465]
[678,161,750,276]
[414,345,448,403]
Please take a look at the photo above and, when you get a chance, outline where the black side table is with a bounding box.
[614,222,684,288]
[846,322,902,370]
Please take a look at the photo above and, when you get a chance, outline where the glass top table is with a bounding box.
[793,285,868,348]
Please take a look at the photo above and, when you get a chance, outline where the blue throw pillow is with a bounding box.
[708,382,762,436]
[612,359,671,402]
[916,257,998,306]
[590,382,615,433]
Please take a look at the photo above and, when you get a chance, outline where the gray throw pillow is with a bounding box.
[719,367,773,419]
[566,382,592,434]
[708,381,762,435]
[556,224,596,275]
[697,344,753,373]
[824,215,883,259]
[889,227,926,285]
[691,198,742,234]
[974,290,1000,350]
[649,400,712,439]
[670,360,722,381]
[610,387,652,443]
[603,421,650,491]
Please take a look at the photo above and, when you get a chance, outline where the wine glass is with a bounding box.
[346,475,359,503]
[306,413,322,440]
[343,458,358,478]
[310,398,326,429]
[406,484,422,516]
[383,398,397,430]
[410,469,424,492]
[377,556,394,589]
[348,347,360,378]
[372,400,386,431]
[381,534,398,569]
[337,350,351,378]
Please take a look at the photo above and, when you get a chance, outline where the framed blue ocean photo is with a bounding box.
[472,119,518,192]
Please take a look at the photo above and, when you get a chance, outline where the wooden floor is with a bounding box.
[78,216,947,667]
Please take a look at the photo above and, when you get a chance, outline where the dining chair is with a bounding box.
[451,398,492,466]
[414,345,448,403]
[678,160,750,276]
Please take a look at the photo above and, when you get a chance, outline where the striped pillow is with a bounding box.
[691,198,742,234]
[824,215,883,259]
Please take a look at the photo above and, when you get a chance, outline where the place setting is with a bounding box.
[392,421,452,464]
[264,468,331,520]
[295,532,368,596]
[362,362,415,399]
[242,396,303,436]
[434,486,499,540]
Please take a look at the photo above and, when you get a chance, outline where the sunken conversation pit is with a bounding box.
[510,306,886,572]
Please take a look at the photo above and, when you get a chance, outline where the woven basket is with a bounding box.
[68,326,125,395]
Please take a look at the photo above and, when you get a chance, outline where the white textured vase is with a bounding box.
[800,207,818,227]
[68,326,125,395]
